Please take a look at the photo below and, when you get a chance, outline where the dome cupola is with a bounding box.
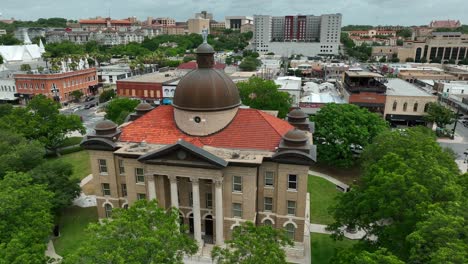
[172,29,241,136]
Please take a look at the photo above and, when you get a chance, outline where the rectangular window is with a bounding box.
[287,200,296,215]
[264,197,273,211]
[288,175,297,190]
[265,171,274,187]
[233,176,242,192]
[189,192,193,207]
[206,193,213,209]
[121,184,127,197]
[137,193,146,200]
[98,159,108,174]
[135,168,145,183]
[232,203,242,218]
[102,183,111,196]
[118,159,125,175]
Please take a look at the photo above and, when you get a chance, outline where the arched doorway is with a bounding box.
[204,215,214,244]
[188,213,194,234]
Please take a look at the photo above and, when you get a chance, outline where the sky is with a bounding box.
[0,0,467,26]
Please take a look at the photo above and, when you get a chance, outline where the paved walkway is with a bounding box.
[308,223,372,240]
[45,240,62,263]
[308,170,350,190]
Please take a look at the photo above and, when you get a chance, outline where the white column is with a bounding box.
[147,175,157,200]
[214,178,224,245]
[168,175,179,208]
[192,178,202,245]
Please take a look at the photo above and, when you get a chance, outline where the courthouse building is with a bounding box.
[81,41,316,257]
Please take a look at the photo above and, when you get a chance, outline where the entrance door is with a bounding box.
[188,213,194,234]
[205,215,213,236]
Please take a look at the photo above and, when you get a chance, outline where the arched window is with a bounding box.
[413,103,418,112]
[264,219,273,226]
[424,103,429,112]
[105,204,113,218]
[403,102,408,112]
[392,101,397,111]
[285,223,295,240]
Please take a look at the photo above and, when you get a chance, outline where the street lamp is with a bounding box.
[51,83,60,102]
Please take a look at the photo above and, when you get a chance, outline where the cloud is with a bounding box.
[0,0,466,25]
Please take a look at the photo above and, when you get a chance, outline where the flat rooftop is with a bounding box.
[345,71,383,78]
[118,71,181,83]
[385,78,434,97]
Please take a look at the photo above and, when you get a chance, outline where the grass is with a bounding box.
[47,150,91,180]
[311,233,356,264]
[59,136,83,148]
[308,176,342,225]
[53,206,98,257]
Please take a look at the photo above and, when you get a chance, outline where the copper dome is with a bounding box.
[287,108,308,119]
[95,120,117,131]
[172,43,241,111]
[283,128,308,143]
[135,102,153,111]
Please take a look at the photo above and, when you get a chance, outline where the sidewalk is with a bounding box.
[308,170,350,190]
[45,240,62,263]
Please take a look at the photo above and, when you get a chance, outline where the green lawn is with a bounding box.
[311,233,356,264]
[308,176,342,225]
[59,136,83,148]
[53,206,98,257]
[47,150,91,180]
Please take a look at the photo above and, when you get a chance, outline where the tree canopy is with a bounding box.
[0,172,53,264]
[65,200,198,264]
[424,102,456,128]
[328,127,467,262]
[104,97,140,124]
[311,103,388,168]
[211,222,292,264]
[0,95,85,154]
[237,77,292,118]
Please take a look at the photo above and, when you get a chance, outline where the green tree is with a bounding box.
[237,77,292,118]
[20,64,31,72]
[0,54,3,64]
[0,33,21,45]
[405,57,415,62]
[332,248,405,264]
[30,160,81,214]
[0,172,53,264]
[0,130,45,178]
[211,222,292,264]
[379,57,387,63]
[311,103,388,168]
[390,53,400,63]
[104,97,140,124]
[424,102,456,128]
[70,90,84,102]
[0,95,85,155]
[329,127,461,260]
[239,57,260,71]
[65,200,197,264]
[99,89,116,103]
[396,28,412,39]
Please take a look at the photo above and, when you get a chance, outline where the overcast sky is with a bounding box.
[0,0,466,26]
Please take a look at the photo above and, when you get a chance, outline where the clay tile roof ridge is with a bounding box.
[256,109,290,137]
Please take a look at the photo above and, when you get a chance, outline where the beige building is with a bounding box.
[188,18,210,34]
[372,46,400,61]
[81,42,315,261]
[384,78,437,126]
[398,70,457,83]
[398,32,468,63]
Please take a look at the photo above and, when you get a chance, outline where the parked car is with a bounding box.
[85,96,95,102]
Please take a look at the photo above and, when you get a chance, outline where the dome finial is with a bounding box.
[202,27,208,44]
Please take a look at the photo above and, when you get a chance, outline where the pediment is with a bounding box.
[138,140,227,169]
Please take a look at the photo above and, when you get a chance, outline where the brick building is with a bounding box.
[116,71,182,103]
[14,68,98,104]
[342,71,387,115]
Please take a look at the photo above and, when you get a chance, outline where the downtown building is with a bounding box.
[253,14,342,57]
[81,42,316,262]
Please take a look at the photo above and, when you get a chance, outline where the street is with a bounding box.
[60,99,105,135]
[438,121,468,172]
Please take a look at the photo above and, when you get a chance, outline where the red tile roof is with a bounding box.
[79,19,132,24]
[429,20,461,28]
[177,61,226,70]
[119,105,294,151]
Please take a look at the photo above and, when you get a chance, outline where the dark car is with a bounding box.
[84,103,96,109]
[85,96,95,102]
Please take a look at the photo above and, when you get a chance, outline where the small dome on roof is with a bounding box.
[95,120,117,131]
[196,43,215,54]
[135,102,153,111]
[287,108,308,119]
[283,128,308,143]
